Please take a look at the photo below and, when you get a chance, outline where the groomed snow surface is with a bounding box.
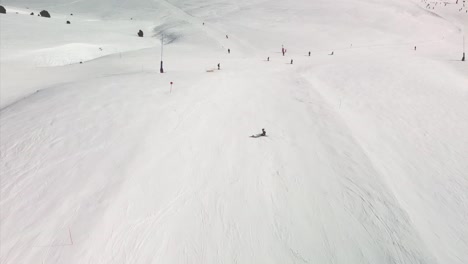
[1,0,467,263]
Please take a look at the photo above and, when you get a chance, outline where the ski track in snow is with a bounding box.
[1,0,468,263]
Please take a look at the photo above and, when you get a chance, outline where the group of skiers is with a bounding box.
[421,0,467,13]
[264,45,334,65]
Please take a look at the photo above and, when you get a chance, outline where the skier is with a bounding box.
[267,57,270,61]
[290,59,293,64]
[251,128,266,138]
[308,51,311,56]
[414,46,417,51]
[226,35,229,39]
[217,63,220,70]
[228,48,230,54]
[329,51,334,55]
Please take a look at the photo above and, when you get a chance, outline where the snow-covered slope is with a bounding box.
[1,0,467,263]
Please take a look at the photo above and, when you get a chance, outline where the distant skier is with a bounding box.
[217,63,220,70]
[329,51,334,55]
[226,35,229,39]
[290,59,293,64]
[267,57,270,61]
[228,48,230,54]
[308,51,311,56]
[251,128,266,138]
[137,30,144,37]
[414,46,417,51]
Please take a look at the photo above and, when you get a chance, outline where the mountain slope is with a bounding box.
[1,0,467,263]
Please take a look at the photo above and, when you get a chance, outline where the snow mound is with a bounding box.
[31,43,105,66]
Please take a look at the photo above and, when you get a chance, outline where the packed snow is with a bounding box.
[1,0,467,263]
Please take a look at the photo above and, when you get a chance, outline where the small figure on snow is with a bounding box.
[414,46,417,51]
[226,35,229,39]
[308,51,311,56]
[267,57,270,61]
[329,51,334,55]
[137,30,144,37]
[228,48,231,54]
[217,63,220,70]
[290,59,293,64]
[251,128,267,138]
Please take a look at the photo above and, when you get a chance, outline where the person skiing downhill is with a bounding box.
[261,128,266,136]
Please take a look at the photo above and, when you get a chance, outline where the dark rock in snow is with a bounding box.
[138,30,144,37]
[40,10,51,18]
[66,21,71,24]
[0,6,6,14]
[30,12,34,15]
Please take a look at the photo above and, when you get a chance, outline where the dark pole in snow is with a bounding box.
[160,34,164,73]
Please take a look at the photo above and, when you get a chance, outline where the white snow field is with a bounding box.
[1,0,468,263]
